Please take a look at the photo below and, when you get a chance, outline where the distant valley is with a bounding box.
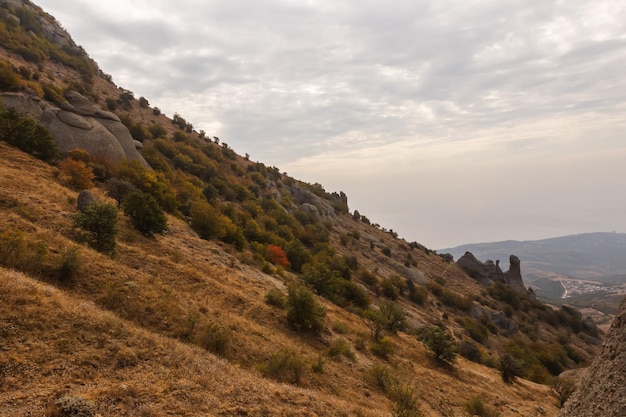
[440,232,626,318]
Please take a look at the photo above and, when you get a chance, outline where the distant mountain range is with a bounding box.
[440,232,626,283]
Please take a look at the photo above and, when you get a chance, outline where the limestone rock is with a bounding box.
[2,92,149,167]
[0,92,43,117]
[77,190,97,212]
[98,117,148,166]
[57,111,92,130]
[65,91,96,116]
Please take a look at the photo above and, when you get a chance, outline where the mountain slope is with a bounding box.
[0,1,604,416]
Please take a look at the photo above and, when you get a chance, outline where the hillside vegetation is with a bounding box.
[0,1,603,416]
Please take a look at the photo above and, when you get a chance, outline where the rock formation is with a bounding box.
[1,91,148,167]
[456,252,527,293]
[558,296,626,417]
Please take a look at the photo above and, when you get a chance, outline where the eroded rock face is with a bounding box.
[457,252,527,293]
[1,91,149,167]
[559,296,626,417]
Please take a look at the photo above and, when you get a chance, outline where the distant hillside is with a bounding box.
[440,232,626,283]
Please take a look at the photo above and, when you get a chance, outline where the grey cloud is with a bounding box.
[34,0,626,247]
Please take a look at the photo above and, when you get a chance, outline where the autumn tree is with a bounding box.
[59,158,95,189]
[267,244,290,269]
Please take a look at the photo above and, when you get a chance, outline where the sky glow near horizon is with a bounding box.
[34,0,626,248]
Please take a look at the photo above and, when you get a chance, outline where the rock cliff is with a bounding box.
[559,296,626,417]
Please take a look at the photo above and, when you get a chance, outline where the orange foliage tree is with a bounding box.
[267,244,290,269]
[59,158,95,189]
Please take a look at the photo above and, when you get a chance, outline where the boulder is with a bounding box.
[77,190,97,212]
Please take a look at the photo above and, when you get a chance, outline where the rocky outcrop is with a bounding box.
[503,255,526,292]
[457,252,527,293]
[1,91,148,167]
[456,252,504,286]
[77,190,97,212]
[559,296,626,417]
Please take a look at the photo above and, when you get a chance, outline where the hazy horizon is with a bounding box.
[35,0,626,248]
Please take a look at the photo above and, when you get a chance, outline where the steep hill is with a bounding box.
[0,1,605,416]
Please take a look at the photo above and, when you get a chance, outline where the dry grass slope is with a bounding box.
[0,142,563,416]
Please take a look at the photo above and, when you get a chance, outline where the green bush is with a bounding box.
[465,396,499,417]
[458,340,482,363]
[264,288,286,309]
[327,337,355,361]
[389,382,421,417]
[408,285,428,305]
[0,62,21,91]
[498,353,522,383]
[122,190,168,236]
[370,363,397,393]
[0,105,60,162]
[262,349,307,385]
[417,325,457,363]
[74,202,118,255]
[370,337,395,359]
[286,285,326,333]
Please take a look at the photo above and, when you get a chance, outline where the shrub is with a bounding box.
[0,230,28,268]
[286,285,326,333]
[389,382,421,417]
[370,364,397,393]
[381,278,400,300]
[74,202,118,255]
[196,323,231,358]
[59,159,95,189]
[498,353,522,383]
[370,337,395,359]
[327,337,356,362]
[408,284,428,305]
[53,395,96,417]
[417,325,457,363]
[458,340,482,363]
[265,288,286,309]
[57,246,82,282]
[465,396,499,417]
[105,178,136,207]
[0,105,60,162]
[551,377,576,408]
[262,349,307,385]
[0,62,21,91]
[122,190,168,236]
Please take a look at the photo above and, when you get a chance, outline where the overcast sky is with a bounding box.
[35,0,626,249]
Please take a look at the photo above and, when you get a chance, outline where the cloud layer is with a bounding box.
[36,0,626,248]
